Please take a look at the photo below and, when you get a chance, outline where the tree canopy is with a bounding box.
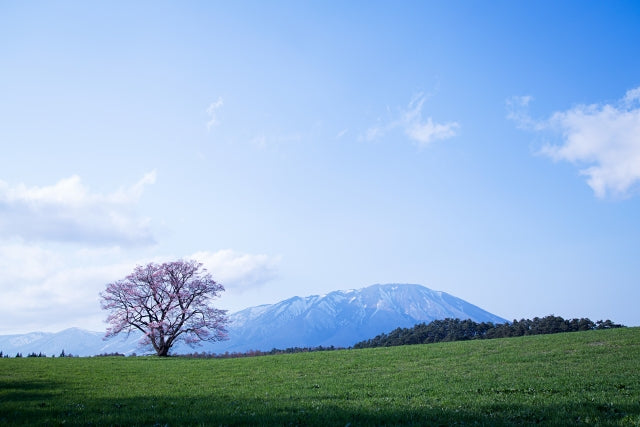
[101,260,228,356]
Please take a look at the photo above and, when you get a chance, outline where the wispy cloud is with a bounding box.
[206,97,224,130]
[402,95,460,146]
[0,171,156,245]
[506,95,541,130]
[364,93,460,147]
[509,87,640,198]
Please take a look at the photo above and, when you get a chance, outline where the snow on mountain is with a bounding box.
[0,328,141,357]
[184,283,507,354]
[0,284,507,356]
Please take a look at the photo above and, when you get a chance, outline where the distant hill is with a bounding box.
[0,327,140,357]
[0,284,506,356]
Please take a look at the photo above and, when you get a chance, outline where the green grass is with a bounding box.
[1,328,639,426]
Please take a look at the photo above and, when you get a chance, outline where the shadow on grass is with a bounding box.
[0,378,63,425]
[0,378,60,402]
[2,388,639,426]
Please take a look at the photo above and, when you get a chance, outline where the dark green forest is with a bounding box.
[353,315,624,349]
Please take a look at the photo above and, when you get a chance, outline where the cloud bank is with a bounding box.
[0,172,156,245]
[509,87,640,198]
[0,245,281,334]
[0,243,134,333]
[192,249,280,290]
[0,171,282,333]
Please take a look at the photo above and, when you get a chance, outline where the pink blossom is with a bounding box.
[100,260,228,356]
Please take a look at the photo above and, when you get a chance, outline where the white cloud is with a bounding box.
[363,93,460,147]
[506,95,541,130]
[0,243,281,334]
[510,87,640,198]
[405,117,459,145]
[0,243,63,281]
[402,95,460,146]
[0,242,135,333]
[206,97,224,130]
[0,171,156,245]
[192,249,280,290]
[623,87,640,105]
[364,124,385,142]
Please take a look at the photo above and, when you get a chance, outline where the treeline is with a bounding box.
[0,349,79,359]
[179,345,343,359]
[353,316,624,349]
[1,351,48,358]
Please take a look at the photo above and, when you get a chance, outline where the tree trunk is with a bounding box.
[154,333,170,356]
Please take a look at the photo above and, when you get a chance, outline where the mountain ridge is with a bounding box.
[0,283,506,356]
[210,283,506,353]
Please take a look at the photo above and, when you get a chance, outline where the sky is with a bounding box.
[1,1,640,334]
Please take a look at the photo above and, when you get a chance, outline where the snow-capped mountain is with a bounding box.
[187,283,506,353]
[0,284,506,356]
[0,327,141,357]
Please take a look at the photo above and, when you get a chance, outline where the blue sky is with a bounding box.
[1,1,640,334]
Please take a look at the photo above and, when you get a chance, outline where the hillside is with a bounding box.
[1,328,638,425]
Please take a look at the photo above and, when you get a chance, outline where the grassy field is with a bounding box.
[1,328,639,426]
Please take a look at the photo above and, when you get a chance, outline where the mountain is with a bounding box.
[0,284,506,356]
[0,328,140,357]
[182,283,506,354]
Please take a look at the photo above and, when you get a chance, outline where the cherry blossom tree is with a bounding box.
[100,260,228,356]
